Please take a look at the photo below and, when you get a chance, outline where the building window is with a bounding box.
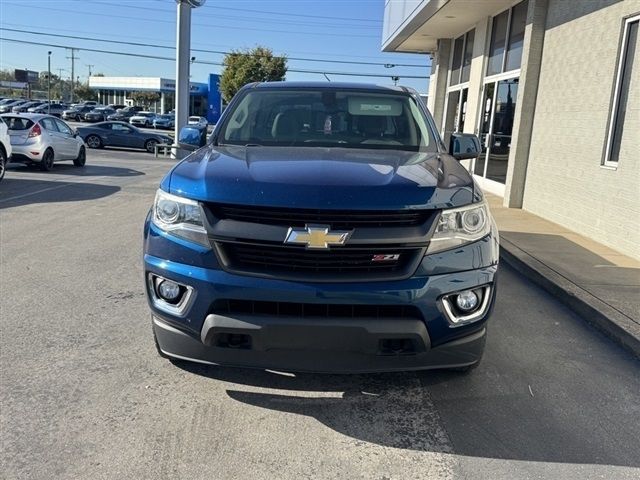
[450,30,475,86]
[449,36,465,86]
[604,14,639,167]
[486,0,529,76]
[461,29,475,83]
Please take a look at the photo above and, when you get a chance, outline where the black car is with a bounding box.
[30,103,68,117]
[106,105,143,121]
[77,121,171,153]
[84,107,116,122]
[12,101,47,113]
[62,105,95,121]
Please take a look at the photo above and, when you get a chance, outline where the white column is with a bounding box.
[160,92,166,114]
[427,39,451,132]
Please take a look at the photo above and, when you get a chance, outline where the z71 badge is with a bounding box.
[371,254,400,262]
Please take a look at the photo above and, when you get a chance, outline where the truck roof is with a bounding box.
[249,81,416,94]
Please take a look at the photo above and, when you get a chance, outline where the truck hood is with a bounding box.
[167,145,476,210]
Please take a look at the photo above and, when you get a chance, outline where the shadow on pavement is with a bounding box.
[6,163,145,177]
[0,177,121,209]
[172,264,640,468]
[174,359,640,468]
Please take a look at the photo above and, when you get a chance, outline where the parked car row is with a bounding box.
[0,110,175,182]
[0,97,207,131]
[0,98,69,115]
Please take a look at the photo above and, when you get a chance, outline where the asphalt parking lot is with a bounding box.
[1,150,639,480]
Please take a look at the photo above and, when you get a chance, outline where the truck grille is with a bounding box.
[209,204,431,229]
[215,242,423,282]
[212,299,423,320]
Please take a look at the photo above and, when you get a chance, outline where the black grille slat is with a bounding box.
[213,299,423,321]
[210,204,430,229]
[220,242,415,278]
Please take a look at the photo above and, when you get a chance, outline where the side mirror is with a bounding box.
[178,125,207,151]
[449,132,481,160]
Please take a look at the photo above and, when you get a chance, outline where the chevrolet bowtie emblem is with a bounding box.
[284,224,353,249]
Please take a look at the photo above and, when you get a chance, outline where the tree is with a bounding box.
[219,46,287,102]
[130,91,160,107]
[74,83,97,101]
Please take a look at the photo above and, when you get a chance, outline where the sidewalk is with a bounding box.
[486,194,640,357]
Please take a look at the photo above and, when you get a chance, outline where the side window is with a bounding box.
[54,119,72,135]
[113,123,132,133]
[40,118,58,132]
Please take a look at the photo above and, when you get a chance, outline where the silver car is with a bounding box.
[1,113,86,171]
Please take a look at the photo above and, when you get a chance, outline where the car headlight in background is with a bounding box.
[426,200,492,254]
[152,189,210,247]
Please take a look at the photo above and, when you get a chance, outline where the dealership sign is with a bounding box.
[14,69,39,83]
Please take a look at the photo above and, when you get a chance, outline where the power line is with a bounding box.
[0,20,415,62]
[86,0,381,30]
[0,28,430,69]
[144,0,383,24]
[1,2,380,39]
[0,37,430,79]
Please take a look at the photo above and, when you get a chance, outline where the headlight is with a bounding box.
[426,200,492,254]
[152,189,210,247]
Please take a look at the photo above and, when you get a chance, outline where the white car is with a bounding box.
[1,113,86,171]
[130,112,157,127]
[188,116,208,128]
[0,117,12,181]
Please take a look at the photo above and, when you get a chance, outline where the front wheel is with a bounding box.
[144,139,158,153]
[40,149,54,171]
[85,135,102,149]
[73,147,86,167]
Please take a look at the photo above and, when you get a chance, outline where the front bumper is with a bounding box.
[144,218,499,373]
[153,314,487,373]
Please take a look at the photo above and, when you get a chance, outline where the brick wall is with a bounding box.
[523,0,640,259]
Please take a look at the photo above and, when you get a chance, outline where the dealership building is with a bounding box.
[383,0,639,259]
[88,73,222,124]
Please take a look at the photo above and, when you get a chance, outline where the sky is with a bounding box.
[0,0,431,93]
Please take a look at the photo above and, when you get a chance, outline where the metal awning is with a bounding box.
[382,0,515,53]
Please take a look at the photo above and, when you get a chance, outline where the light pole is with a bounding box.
[173,0,206,157]
[47,51,52,114]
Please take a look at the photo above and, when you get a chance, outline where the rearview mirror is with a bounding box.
[178,125,207,151]
[449,132,481,160]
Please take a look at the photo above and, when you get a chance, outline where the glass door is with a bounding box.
[474,78,519,184]
[442,88,467,148]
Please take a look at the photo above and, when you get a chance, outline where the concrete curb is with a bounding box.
[499,237,640,358]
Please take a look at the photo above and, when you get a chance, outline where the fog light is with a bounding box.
[157,279,181,302]
[455,290,479,312]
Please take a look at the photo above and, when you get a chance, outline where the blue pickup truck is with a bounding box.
[143,82,499,374]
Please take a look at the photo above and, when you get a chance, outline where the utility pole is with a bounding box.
[87,64,94,80]
[47,51,52,114]
[67,48,77,103]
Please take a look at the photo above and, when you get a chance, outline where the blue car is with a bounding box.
[143,82,499,374]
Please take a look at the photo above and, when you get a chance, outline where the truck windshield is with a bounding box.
[218,88,437,152]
